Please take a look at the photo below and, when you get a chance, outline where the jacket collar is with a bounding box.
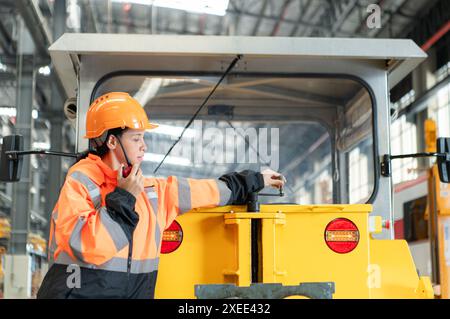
[87,153,118,182]
[71,153,156,187]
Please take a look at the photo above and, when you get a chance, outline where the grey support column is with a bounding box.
[9,16,35,256]
[5,15,35,299]
[44,0,66,248]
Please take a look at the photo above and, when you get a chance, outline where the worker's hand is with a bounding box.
[261,168,286,189]
[117,163,144,198]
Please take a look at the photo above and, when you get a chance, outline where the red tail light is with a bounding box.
[161,220,183,254]
[324,218,359,254]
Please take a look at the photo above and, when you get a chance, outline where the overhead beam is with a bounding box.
[329,0,359,37]
[16,0,52,60]
[228,8,352,37]
[252,0,269,36]
[80,0,98,33]
[290,0,313,37]
[393,0,443,39]
[0,18,16,56]
[300,3,327,37]
[270,0,293,36]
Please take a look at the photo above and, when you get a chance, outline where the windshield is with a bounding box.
[93,74,375,204]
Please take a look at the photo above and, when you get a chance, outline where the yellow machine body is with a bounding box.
[155,204,433,299]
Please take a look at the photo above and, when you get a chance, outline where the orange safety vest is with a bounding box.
[38,153,233,298]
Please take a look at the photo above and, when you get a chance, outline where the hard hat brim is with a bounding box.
[147,122,159,130]
[84,121,159,139]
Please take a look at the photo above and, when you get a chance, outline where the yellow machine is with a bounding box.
[45,34,439,298]
[27,233,47,257]
[424,119,450,298]
[155,204,433,298]
[0,217,47,298]
[0,218,11,239]
[427,166,450,298]
[0,246,5,281]
[0,218,10,297]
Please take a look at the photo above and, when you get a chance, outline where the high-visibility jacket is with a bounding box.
[37,153,264,299]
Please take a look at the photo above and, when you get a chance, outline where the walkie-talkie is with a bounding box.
[114,135,133,178]
[122,163,132,178]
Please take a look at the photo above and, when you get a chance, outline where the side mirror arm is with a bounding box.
[381,152,448,177]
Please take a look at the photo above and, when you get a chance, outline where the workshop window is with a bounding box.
[428,64,450,138]
[391,114,418,185]
[93,75,375,204]
[349,145,369,203]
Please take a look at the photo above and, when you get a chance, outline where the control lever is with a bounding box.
[259,186,285,197]
[248,185,285,213]
[259,174,286,197]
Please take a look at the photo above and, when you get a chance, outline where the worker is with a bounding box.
[37,92,285,299]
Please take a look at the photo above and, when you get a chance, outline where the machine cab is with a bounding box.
[44,34,433,298]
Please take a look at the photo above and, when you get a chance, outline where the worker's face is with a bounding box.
[109,129,147,166]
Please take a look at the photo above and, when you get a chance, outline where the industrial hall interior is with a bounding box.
[0,0,449,300]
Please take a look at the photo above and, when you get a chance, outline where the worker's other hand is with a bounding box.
[261,168,286,189]
[117,163,144,198]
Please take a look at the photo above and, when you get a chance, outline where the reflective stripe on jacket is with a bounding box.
[37,153,264,299]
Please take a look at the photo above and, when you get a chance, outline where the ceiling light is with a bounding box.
[0,107,16,117]
[38,66,51,76]
[113,0,229,16]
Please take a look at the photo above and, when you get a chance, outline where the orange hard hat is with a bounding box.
[84,92,158,139]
